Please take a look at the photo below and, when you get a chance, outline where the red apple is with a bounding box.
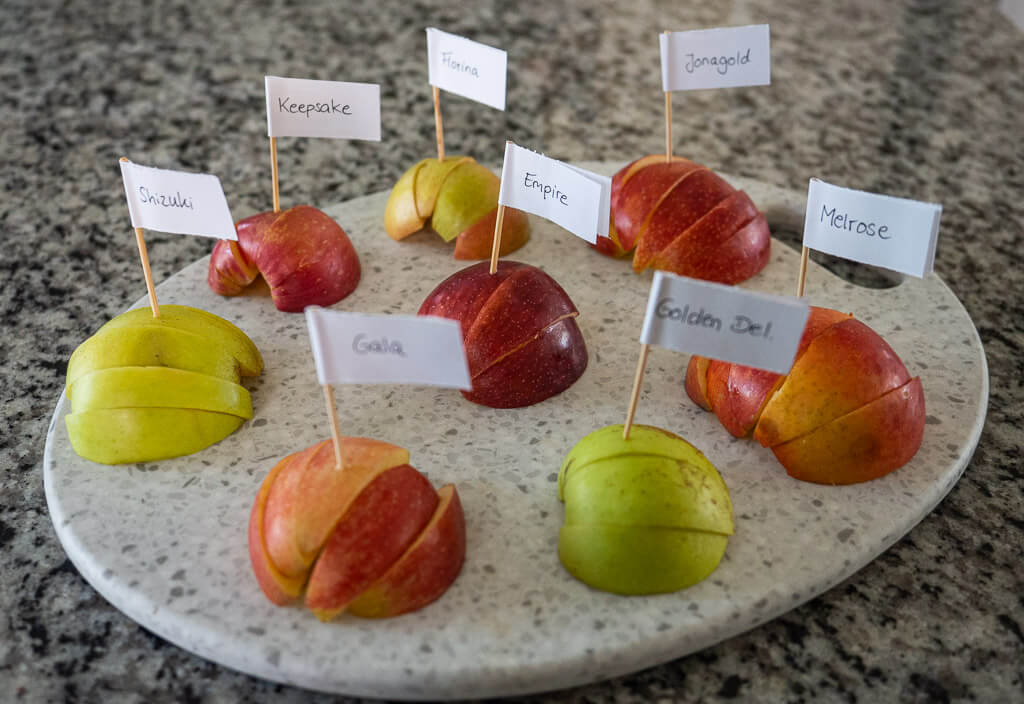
[208,205,360,312]
[595,155,771,286]
[248,437,466,619]
[419,261,588,408]
[684,307,924,484]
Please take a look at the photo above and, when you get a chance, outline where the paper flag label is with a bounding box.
[120,161,236,240]
[426,28,507,111]
[265,76,381,141]
[660,25,771,92]
[803,179,942,278]
[640,271,809,374]
[497,142,610,244]
[305,308,471,389]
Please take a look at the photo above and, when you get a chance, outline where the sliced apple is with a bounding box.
[65,407,245,465]
[383,160,427,241]
[613,159,704,253]
[452,205,530,261]
[68,367,252,418]
[347,484,466,618]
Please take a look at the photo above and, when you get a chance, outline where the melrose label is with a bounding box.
[305,308,471,389]
[640,271,809,374]
[497,142,611,244]
[803,178,942,278]
[265,76,381,140]
[660,24,771,91]
[426,28,507,111]
[120,161,236,240]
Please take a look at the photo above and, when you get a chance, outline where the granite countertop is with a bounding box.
[2,0,1021,702]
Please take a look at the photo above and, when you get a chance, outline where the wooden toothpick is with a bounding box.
[489,204,507,275]
[433,85,446,162]
[119,157,160,318]
[622,342,651,440]
[269,136,281,214]
[796,245,810,297]
[322,384,345,471]
[664,31,673,163]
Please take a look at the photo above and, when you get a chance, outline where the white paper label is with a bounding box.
[426,28,507,111]
[640,271,810,374]
[119,161,236,240]
[660,25,771,92]
[265,76,381,141]
[305,308,471,390]
[803,179,941,278]
[497,143,610,244]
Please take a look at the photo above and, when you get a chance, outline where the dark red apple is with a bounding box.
[419,261,588,408]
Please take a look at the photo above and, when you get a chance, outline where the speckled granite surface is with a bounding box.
[2,0,1021,702]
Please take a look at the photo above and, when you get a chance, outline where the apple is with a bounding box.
[418,260,588,408]
[556,424,733,595]
[64,305,261,464]
[684,307,925,484]
[248,437,466,620]
[384,157,530,260]
[208,205,360,312]
[592,155,771,286]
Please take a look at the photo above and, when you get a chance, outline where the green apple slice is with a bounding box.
[561,454,734,534]
[431,161,500,242]
[558,523,730,595]
[67,324,241,389]
[97,304,262,377]
[384,160,428,240]
[68,366,253,419]
[413,156,471,219]
[65,407,245,464]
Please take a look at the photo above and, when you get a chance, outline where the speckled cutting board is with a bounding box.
[43,164,988,700]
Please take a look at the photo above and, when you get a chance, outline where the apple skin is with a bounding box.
[556,424,733,595]
[347,484,466,618]
[594,155,771,286]
[684,307,925,484]
[385,157,530,259]
[419,260,588,408]
[208,205,360,313]
[64,305,261,465]
[248,437,466,620]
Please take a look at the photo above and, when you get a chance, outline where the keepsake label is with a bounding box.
[119,161,236,240]
[803,179,942,278]
[305,307,471,389]
[640,271,809,374]
[265,76,381,141]
[660,25,771,91]
[426,27,507,111]
[497,142,610,244]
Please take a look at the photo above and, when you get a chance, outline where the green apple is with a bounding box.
[97,304,263,376]
[69,367,253,418]
[66,407,245,464]
[557,423,733,595]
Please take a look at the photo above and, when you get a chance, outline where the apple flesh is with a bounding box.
[684,307,925,484]
[593,155,771,286]
[419,260,588,408]
[64,305,261,464]
[557,424,733,595]
[248,437,466,620]
[384,157,530,259]
[208,205,360,313]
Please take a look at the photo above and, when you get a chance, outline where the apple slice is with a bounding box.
[684,355,713,411]
[771,377,925,484]
[613,159,705,253]
[65,407,245,465]
[754,318,912,448]
[452,205,530,261]
[68,367,252,418]
[346,484,466,618]
[414,156,471,219]
[431,160,501,242]
[305,464,439,621]
[383,160,427,241]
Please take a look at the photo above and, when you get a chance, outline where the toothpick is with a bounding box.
[489,204,506,275]
[664,31,672,163]
[269,136,281,214]
[796,245,810,297]
[119,157,160,318]
[433,85,445,162]
[622,342,650,440]
[322,384,345,470]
